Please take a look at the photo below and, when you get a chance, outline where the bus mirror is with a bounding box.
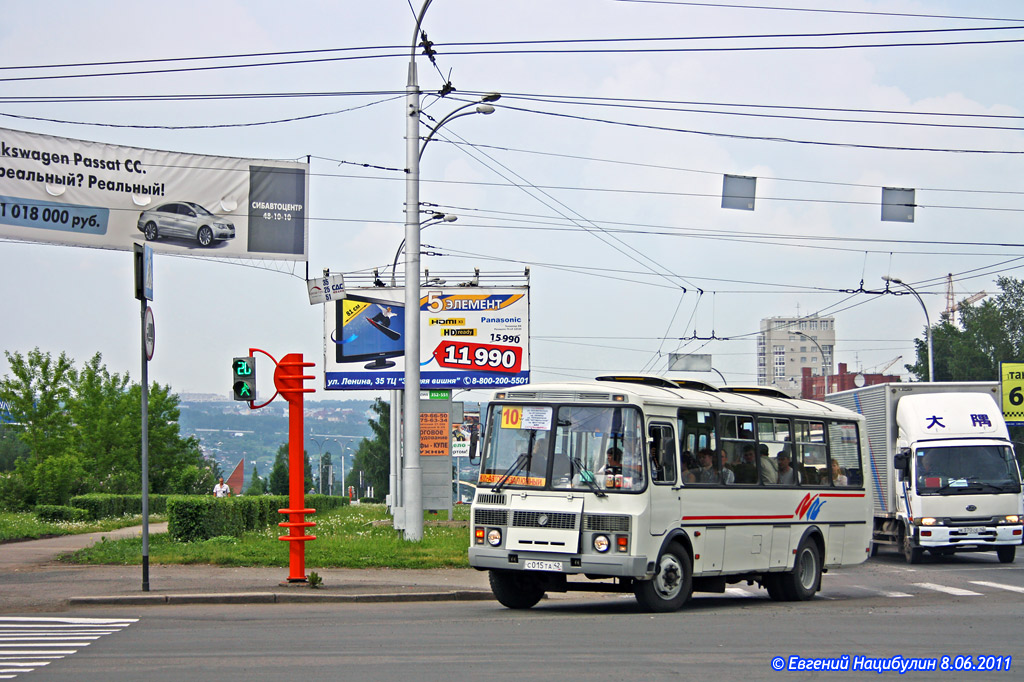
[468,432,480,464]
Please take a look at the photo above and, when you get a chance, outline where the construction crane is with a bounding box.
[877,355,902,375]
[942,273,986,322]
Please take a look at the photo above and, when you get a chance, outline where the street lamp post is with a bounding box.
[403,1,499,541]
[793,330,831,398]
[883,276,933,382]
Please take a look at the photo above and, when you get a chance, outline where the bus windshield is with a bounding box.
[478,403,645,492]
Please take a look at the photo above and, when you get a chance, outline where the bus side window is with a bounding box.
[649,423,676,484]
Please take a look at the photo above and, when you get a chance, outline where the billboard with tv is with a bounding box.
[324,286,529,390]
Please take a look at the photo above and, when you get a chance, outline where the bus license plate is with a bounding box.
[524,560,563,572]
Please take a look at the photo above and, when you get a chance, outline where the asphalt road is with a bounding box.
[7,551,1023,681]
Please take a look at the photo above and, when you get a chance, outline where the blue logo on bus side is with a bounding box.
[796,493,827,521]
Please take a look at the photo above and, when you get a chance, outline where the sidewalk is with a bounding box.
[0,523,493,613]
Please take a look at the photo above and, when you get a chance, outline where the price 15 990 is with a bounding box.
[433,341,523,374]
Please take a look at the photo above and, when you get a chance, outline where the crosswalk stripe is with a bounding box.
[913,582,983,596]
[0,617,135,679]
[969,580,1024,594]
[880,591,913,598]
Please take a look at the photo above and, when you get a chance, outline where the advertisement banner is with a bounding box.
[0,127,307,260]
[323,286,530,390]
[1000,362,1024,426]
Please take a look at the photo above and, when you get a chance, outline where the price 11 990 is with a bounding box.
[433,341,523,374]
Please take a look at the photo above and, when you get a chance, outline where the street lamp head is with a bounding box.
[475,104,495,115]
[480,92,501,102]
[881,275,903,284]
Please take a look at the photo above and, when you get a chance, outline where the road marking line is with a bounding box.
[969,580,1024,594]
[881,591,913,598]
[725,587,754,596]
[913,582,983,596]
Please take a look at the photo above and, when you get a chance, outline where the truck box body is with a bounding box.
[826,382,1021,562]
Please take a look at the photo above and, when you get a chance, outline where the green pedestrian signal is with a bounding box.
[232,356,256,401]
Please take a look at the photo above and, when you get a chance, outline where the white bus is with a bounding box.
[468,376,873,612]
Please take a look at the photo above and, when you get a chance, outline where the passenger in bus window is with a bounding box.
[695,449,722,484]
[717,450,735,485]
[734,445,758,483]
[777,451,799,485]
[830,459,848,486]
[758,444,779,484]
[680,451,697,483]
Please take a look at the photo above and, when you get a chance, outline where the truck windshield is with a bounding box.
[915,445,1021,494]
[478,403,645,492]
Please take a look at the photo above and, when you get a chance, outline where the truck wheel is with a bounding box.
[901,525,924,564]
[779,538,822,601]
[634,543,692,612]
[997,546,1016,564]
[489,570,545,609]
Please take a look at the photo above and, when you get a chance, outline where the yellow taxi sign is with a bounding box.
[1000,362,1024,425]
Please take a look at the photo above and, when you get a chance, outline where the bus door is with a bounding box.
[648,422,680,535]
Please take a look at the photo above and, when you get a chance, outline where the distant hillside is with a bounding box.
[178,398,378,480]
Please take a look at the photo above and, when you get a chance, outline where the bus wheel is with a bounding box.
[780,538,822,601]
[762,574,786,601]
[489,570,545,609]
[634,543,692,612]
[997,546,1016,564]
[900,525,924,564]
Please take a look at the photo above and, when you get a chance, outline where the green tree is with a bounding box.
[245,464,266,495]
[907,278,1023,382]
[0,424,29,472]
[350,398,390,499]
[0,348,76,466]
[269,444,288,494]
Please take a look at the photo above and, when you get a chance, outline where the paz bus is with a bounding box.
[468,376,873,612]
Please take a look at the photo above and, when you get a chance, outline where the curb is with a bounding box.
[68,590,494,607]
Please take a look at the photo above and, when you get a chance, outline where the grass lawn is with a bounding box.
[64,504,472,569]
[0,512,168,543]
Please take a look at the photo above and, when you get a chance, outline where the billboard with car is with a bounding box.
[0,126,307,260]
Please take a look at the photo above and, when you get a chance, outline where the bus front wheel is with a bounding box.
[634,543,692,612]
[489,570,545,609]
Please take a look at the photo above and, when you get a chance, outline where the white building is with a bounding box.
[757,316,836,397]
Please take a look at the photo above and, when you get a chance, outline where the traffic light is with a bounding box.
[232,356,255,401]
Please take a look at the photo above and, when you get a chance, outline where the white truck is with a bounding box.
[827,382,1022,563]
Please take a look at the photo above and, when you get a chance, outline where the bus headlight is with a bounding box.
[487,528,502,547]
[593,535,610,553]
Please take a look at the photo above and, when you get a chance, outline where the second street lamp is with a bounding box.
[883,276,934,382]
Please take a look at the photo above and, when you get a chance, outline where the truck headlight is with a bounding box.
[918,517,937,526]
[487,528,502,546]
[593,534,610,553]
[1002,515,1020,524]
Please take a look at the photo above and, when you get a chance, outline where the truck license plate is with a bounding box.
[959,527,986,535]
[524,560,563,572]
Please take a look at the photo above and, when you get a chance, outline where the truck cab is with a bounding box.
[893,393,1022,563]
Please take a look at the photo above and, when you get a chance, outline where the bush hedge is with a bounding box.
[69,493,170,520]
[167,494,350,542]
[34,504,91,523]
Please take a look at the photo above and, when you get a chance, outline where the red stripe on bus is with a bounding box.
[819,493,866,498]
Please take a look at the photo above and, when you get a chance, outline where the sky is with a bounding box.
[1,0,1023,402]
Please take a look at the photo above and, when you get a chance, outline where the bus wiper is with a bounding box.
[572,456,606,497]
[492,454,530,493]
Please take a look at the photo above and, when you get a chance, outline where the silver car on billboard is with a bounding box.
[137,201,235,247]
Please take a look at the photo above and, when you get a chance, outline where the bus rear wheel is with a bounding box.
[489,570,545,609]
[779,538,822,601]
[634,543,692,612]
